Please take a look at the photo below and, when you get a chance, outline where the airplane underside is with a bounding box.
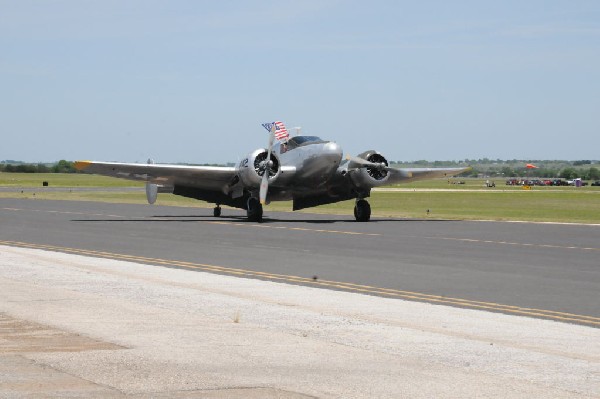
[171,184,372,222]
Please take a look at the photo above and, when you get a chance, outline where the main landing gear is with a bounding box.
[246,197,263,223]
[354,199,371,222]
[213,205,222,217]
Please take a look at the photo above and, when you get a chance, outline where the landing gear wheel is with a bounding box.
[354,199,371,222]
[213,205,222,218]
[246,197,263,223]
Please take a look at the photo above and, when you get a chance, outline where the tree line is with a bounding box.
[480,166,600,180]
[0,160,76,173]
[392,159,600,180]
[441,165,599,180]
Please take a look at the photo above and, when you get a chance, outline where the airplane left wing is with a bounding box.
[74,161,237,191]
[386,166,471,184]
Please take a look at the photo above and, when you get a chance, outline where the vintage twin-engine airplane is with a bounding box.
[75,121,469,222]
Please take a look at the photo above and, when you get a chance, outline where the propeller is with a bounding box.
[345,154,412,178]
[346,154,392,171]
[259,125,276,205]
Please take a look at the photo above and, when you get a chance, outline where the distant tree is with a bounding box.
[500,166,515,177]
[559,168,578,179]
[52,160,76,173]
[573,160,592,166]
[15,164,37,173]
[37,163,50,173]
[539,168,559,178]
[584,167,600,180]
[467,167,480,177]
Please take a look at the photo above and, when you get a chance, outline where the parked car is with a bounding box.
[591,181,600,186]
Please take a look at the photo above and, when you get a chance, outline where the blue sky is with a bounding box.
[1,1,599,163]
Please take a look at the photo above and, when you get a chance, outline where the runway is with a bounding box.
[2,197,600,397]
[1,198,599,326]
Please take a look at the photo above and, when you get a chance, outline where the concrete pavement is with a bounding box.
[1,245,598,398]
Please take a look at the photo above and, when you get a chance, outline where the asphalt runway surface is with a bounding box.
[1,198,599,327]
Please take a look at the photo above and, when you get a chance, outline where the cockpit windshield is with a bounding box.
[286,136,326,150]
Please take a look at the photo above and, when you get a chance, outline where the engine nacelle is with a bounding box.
[349,150,390,188]
[236,148,281,188]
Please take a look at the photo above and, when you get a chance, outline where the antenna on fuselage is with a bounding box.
[293,127,301,137]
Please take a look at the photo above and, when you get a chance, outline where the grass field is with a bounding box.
[0,173,144,187]
[1,172,599,223]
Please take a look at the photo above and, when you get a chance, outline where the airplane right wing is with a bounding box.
[74,161,237,192]
[343,153,470,188]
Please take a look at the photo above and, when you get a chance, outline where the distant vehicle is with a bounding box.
[568,179,589,187]
[591,181,600,186]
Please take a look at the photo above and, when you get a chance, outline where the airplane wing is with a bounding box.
[74,161,237,191]
[386,166,471,184]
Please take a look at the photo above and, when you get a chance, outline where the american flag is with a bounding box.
[261,121,289,142]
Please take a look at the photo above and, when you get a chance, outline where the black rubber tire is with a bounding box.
[246,198,263,222]
[354,199,371,222]
[213,206,221,217]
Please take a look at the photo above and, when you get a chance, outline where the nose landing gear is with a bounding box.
[213,205,222,218]
[354,199,371,222]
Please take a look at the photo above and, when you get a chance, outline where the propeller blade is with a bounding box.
[259,171,268,205]
[259,125,276,205]
[345,155,412,178]
[346,154,391,170]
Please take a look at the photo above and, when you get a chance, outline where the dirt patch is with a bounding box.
[0,313,313,398]
[0,312,124,353]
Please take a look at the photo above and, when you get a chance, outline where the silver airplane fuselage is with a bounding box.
[276,139,343,190]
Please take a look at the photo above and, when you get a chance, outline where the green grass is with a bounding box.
[367,191,600,223]
[0,173,144,187]
[2,172,599,223]
[0,190,206,207]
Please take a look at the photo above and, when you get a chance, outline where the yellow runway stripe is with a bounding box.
[1,240,598,327]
